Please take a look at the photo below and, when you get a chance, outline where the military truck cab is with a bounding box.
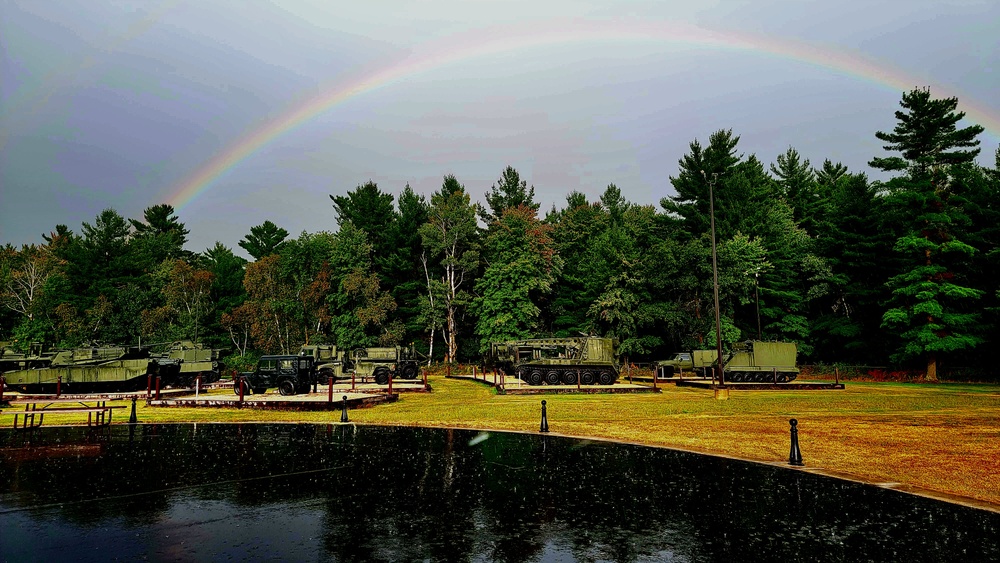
[235,355,316,396]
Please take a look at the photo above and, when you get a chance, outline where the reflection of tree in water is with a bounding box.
[2,425,999,562]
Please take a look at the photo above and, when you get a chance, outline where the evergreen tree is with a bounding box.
[239,221,289,260]
[481,166,539,223]
[871,88,986,380]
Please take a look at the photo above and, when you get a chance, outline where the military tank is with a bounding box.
[152,340,224,387]
[0,341,55,373]
[3,344,178,394]
[487,336,620,385]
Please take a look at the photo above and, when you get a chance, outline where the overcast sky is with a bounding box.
[1,0,997,254]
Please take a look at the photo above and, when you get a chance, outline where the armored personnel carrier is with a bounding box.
[722,340,799,382]
[487,336,620,385]
[3,344,177,394]
[656,341,798,382]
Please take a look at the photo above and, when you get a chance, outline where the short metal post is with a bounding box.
[540,400,549,433]
[196,375,201,398]
[129,396,138,424]
[835,367,840,385]
[351,371,356,391]
[387,372,393,395]
[238,377,244,403]
[328,377,334,403]
[147,374,152,399]
[57,375,61,397]
[576,368,581,390]
[422,369,427,387]
[341,395,349,423]
[789,419,803,466]
[155,377,161,400]
[773,367,777,385]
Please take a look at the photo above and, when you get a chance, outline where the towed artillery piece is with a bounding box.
[2,344,180,394]
[657,340,799,383]
[487,336,621,385]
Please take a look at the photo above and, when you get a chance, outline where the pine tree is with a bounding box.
[871,88,986,380]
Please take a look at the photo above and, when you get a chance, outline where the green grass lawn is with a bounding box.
[15,375,1000,510]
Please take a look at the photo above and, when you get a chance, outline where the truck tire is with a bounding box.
[528,370,544,385]
[580,371,595,385]
[545,371,561,385]
[598,371,614,385]
[402,365,418,380]
[374,368,389,385]
[278,379,296,396]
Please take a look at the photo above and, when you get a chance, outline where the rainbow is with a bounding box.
[165,18,999,211]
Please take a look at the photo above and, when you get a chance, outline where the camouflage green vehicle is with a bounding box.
[487,336,620,385]
[3,344,177,394]
[299,344,345,381]
[152,340,224,387]
[656,350,718,377]
[722,340,799,382]
[657,341,799,382]
[0,341,55,374]
[349,345,419,385]
[235,355,316,396]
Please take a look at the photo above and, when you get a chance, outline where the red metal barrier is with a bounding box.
[351,371,356,391]
[147,374,152,399]
[328,377,334,403]
[56,376,61,397]
[238,377,244,403]
[155,377,161,400]
[387,372,393,395]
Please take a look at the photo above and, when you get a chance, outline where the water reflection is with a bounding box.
[1,424,997,562]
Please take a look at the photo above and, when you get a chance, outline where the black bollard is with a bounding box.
[788,418,803,466]
[128,396,138,424]
[540,400,549,433]
[341,395,349,423]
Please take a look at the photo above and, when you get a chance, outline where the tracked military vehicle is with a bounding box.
[3,344,178,394]
[722,340,799,382]
[656,341,798,382]
[0,341,55,373]
[488,336,620,385]
[153,340,224,387]
[350,345,419,385]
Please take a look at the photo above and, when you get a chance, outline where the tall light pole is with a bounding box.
[754,271,762,340]
[701,170,725,391]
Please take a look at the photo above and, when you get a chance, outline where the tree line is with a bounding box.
[3,88,998,379]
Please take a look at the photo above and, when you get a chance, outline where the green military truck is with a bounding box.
[350,345,419,385]
[234,355,316,396]
[656,350,718,377]
[299,344,345,381]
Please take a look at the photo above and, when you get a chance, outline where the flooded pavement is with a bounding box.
[1,424,997,562]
